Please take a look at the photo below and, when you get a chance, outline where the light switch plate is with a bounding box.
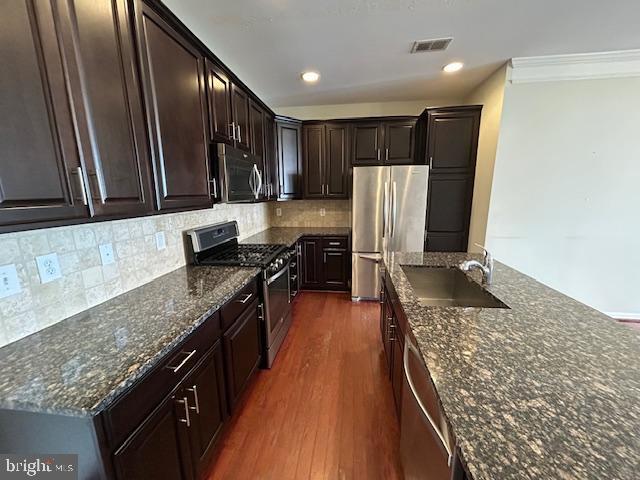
[36,253,62,284]
[99,243,116,265]
[0,264,21,299]
[276,207,282,217]
[155,231,167,250]
[320,208,326,217]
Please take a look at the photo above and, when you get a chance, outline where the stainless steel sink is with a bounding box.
[402,266,509,309]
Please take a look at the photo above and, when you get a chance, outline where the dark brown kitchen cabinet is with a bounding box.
[276,117,304,199]
[205,59,233,145]
[231,83,251,151]
[302,123,349,199]
[183,342,228,479]
[300,236,350,291]
[135,2,211,212]
[0,0,88,231]
[57,0,155,218]
[113,392,192,480]
[380,274,405,416]
[351,118,417,166]
[223,299,261,411]
[424,106,481,252]
[263,114,278,199]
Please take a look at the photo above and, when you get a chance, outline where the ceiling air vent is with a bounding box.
[410,38,452,53]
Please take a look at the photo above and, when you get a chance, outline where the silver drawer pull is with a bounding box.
[176,397,191,427]
[237,292,253,304]
[166,349,197,373]
[328,242,340,246]
[187,386,200,414]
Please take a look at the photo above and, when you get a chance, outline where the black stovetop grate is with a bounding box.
[196,241,286,267]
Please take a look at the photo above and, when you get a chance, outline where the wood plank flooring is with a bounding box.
[206,292,403,480]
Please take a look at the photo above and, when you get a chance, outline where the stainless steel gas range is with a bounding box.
[186,222,294,368]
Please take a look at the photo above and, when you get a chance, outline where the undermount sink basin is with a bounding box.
[402,266,509,309]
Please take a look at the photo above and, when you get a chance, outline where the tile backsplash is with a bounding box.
[268,200,350,227]
[0,203,268,347]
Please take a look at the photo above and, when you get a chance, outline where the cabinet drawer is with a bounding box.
[105,310,221,448]
[322,236,348,250]
[221,278,259,331]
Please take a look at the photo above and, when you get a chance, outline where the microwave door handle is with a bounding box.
[248,167,255,194]
[254,165,263,198]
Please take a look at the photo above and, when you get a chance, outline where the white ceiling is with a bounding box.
[163,0,640,107]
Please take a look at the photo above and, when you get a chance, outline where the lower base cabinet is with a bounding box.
[380,275,405,417]
[300,236,350,291]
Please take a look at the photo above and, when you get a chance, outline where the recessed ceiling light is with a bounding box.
[301,71,320,83]
[443,62,464,73]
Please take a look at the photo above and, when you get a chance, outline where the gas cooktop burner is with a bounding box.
[198,242,286,268]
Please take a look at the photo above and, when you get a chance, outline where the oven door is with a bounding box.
[264,265,291,347]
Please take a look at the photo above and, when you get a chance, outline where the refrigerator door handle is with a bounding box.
[383,181,388,238]
[391,181,397,238]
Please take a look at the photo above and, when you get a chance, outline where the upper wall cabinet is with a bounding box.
[276,117,303,200]
[0,0,88,232]
[263,113,278,200]
[231,84,251,152]
[57,0,155,218]
[205,59,233,145]
[135,1,211,211]
[426,108,481,173]
[351,118,417,166]
[302,123,349,199]
[249,100,266,193]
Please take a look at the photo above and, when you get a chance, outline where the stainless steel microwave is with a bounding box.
[217,143,263,203]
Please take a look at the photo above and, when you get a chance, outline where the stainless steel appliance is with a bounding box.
[217,143,263,203]
[351,166,429,300]
[400,334,454,480]
[186,222,293,368]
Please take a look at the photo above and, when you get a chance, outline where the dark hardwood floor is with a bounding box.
[206,292,403,479]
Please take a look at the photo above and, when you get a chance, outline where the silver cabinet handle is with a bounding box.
[429,156,433,170]
[290,274,297,280]
[237,124,242,143]
[166,349,197,373]
[210,178,218,198]
[74,167,88,206]
[404,335,452,466]
[328,241,340,246]
[385,148,389,161]
[229,123,236,140]
[187,386,200,414]
[176,397,191,427]
[237,292,253,304]
[388,321,396,341]
[377,148,381,161]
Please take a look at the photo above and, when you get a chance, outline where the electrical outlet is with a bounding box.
[276,207,282,217]
[320,208,326,217]
[0,264,21,299]
[99,243,116,265]
[36,253,62,284]
[155,231,167,250]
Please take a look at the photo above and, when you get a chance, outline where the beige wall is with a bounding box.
[464,64,508,252]
[268,200,350,227]
[0,203,269,347]
[276,99,460,120]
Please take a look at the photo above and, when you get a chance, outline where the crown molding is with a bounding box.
[508,50,640,84]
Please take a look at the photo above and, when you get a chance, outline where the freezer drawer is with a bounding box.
[351,253,382,300]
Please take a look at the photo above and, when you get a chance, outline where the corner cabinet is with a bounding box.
[135,1,212,212]
[276,117,304,200]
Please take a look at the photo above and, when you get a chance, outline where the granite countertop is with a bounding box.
[384,252,640,480]
[0,265,260,417]
[241,226,351,247]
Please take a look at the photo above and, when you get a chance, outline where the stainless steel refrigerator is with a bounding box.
[351,165,429,300]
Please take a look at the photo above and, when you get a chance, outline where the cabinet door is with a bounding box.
[276,119,303,199]
[382,287,393,373]
[384,120,416,165]
[322,249,348,290]
[113,393,192,480]
[325,124,349,198]
[231,83,251,151]
[427,109,480,173]
[205,60,232,144]
[303,125,325,198]
[301,237,322,289]
[184,341,227,479]
[223,300,261,411]
[352,123,383,165]
[391,319,404,416]
[425,173,474,252]
[136,3,211,211]
[58,0,154,218]
[0,0,88,231]
[249,100,266,191]
[264,114,278,199]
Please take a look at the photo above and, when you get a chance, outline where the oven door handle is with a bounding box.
[266,265,289,285]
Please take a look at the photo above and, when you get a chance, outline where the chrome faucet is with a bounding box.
[460,245,494,285]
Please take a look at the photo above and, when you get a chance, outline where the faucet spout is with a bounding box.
[460,246,494,285]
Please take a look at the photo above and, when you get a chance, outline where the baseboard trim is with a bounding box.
[605,312,640,321]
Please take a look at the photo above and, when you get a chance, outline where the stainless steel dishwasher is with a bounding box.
[400,334,455,480]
